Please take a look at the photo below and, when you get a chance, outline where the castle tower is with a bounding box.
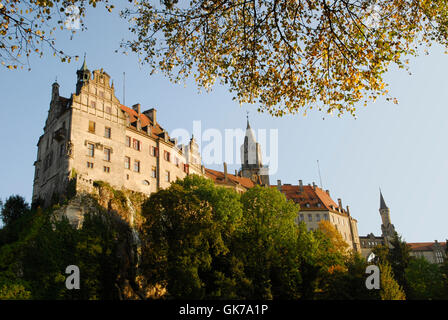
[379,190,396,246]
[76,55,90,94]
[239,116,269,185]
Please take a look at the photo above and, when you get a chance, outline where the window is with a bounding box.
[126,136,131,147]
[99,91,104,98]
[104,148,111,161]
[299,214,304,222]
[183,164,189,174]
[91,101,96,109]
[164,151,170,162]
[308,214,312,222]
[142,180,150,186]
[87,162,94,168]
[103,166,110,173]
[316,214,321,222]
[134,160,140,173]
[87,143,95,157]
[125,157,130,169]
[59,143,65,157]
[175,157,179,167]
[133,139,141,151]
[151,166,157,178]
[324,213,329,221]
[150,146,158,157]
[105,127,111,138]
[165,170,170,182]
[88,121,95,133]
[106,106,112,114]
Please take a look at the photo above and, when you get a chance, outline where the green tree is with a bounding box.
[1,195,29,226]
[237,185,300,299]
[140,175,245,299]
[0,202,125,300]
[371,234,412,295]
[387,234,412,294]
[123,0,448,117]
[379,262,406,300]
[319,253,380,300]
[405,257,445,300]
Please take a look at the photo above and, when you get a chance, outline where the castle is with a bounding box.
[32,60,269,204]
[34,61,410,255]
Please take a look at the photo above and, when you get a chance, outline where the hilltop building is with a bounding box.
[33,62,362,254]
[32,60,204,205]
[360,191,396,258]
[273,181,361,252]
[408,241,447,264]
[360,192,447,264]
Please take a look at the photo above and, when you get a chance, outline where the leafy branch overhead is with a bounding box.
[0,0,114,70]
[122,0,448,116]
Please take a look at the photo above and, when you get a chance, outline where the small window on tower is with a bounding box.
[105,127,111,139]
[87,143,95,157]
[88,121,95,133]
[125,156,130,169]
[104,148,111,162]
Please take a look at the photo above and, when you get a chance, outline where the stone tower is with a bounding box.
[239,116,269,185]
[379,190,396,246]
[76,55,90,94]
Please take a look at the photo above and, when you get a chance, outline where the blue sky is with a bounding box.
[1,4,447,243]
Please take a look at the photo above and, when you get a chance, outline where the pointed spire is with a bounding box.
[380,188,388,210]
[79,53,88,71]
[246,111,251,129]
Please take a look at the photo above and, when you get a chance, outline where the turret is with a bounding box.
[240,114,269,185]
[51,80,59,101]
[379,190,391,226]
[76,55,90,94]
[379,189,396,246]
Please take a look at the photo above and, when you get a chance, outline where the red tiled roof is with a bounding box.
[408,242,446,251]
[119,105,164,139]
[271,184,343,213]
[205,168,255,189]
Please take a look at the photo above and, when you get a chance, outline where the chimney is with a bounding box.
[132,103,141,114]
[326,189,330,196]
[312,182,317,190]
[224,162,228,181]
[277,179,281,191]
[338,198,343,211]
[299,180,303,192]
[346,205,351,216]
[235,170,238,176]
[143,108,157,125]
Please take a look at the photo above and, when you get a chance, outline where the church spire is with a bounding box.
[380,189,388,210]
[79,53,88,71]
